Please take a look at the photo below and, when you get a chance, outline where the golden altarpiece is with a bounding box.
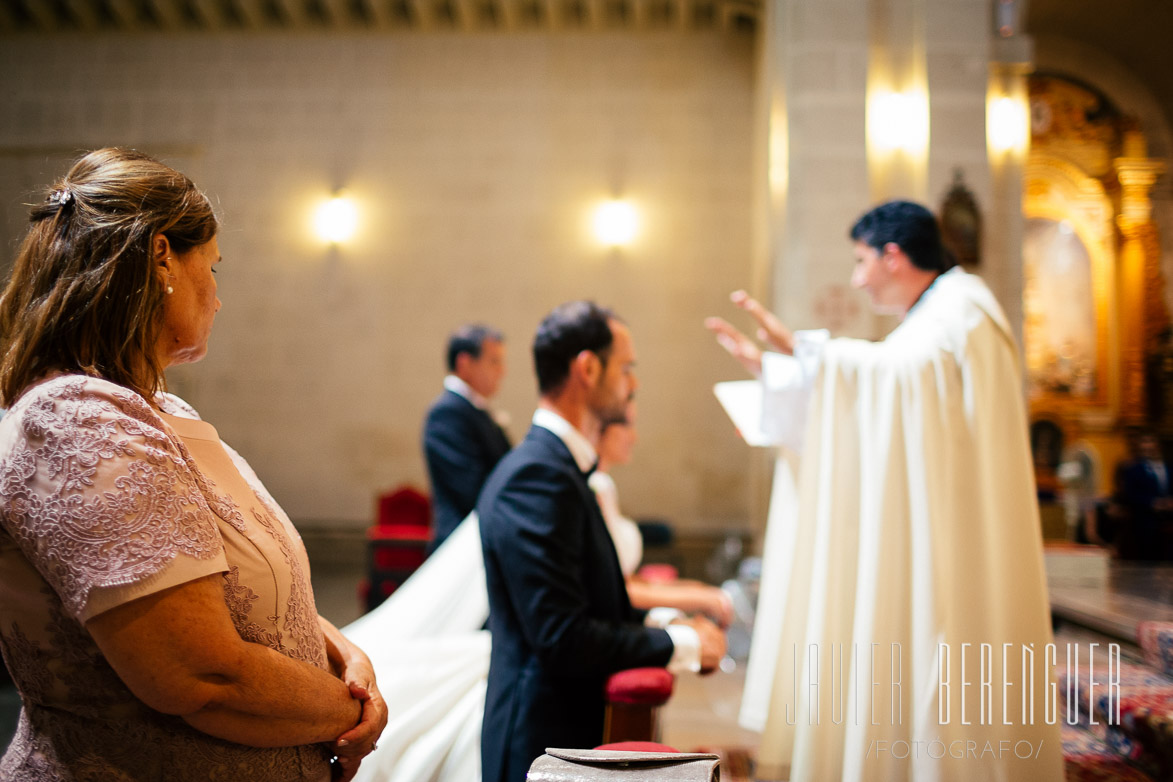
[1023,73,1167,523]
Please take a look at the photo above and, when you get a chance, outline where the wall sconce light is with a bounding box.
[593,199,639,247]
[768,102,789,198]
[868,90,929,154]
[987,94,1028,157]
[314,192,359,245]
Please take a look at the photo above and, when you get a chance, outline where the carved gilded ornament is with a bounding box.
[1023,154,1116,419]
[1025,74,1168,430]
[1029,77,1117,177]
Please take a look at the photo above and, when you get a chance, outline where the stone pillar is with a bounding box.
[925,0,996,230]
[985,51,1031,357]
[756,0,871,341]
[866,0,929,203]
[755,0,1003,346]
[1115,132,1165,424]
[751,3,870,778]
[743,0,790,561]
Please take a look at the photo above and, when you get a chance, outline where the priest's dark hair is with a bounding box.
[446,323,504,371]
[849,200,955,273]
[532,300,616,394]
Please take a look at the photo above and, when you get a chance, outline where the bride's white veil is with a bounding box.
[343,514,490,782]
[344,513,488,642]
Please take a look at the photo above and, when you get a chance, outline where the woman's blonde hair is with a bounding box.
[0,148,217,405]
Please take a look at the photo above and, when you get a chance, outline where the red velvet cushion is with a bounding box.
[594,741,679,753]
[605,667,675,705]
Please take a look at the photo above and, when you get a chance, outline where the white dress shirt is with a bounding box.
[445,374,513,430]
[443,374,488,410]
[588,471,644,578]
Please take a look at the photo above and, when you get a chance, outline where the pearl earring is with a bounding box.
[166,286,174,295]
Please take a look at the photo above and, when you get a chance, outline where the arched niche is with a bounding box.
[1025,73,1167,493]
[1023,153,1116,417]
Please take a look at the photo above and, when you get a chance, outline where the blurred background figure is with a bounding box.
[423,324,511,554]
[1113,431,1173,561]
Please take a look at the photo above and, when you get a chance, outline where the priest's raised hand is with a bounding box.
[704,289,796,377]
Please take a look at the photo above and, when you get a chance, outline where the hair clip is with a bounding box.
[48,189,73,207]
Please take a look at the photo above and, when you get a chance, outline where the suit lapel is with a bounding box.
[452,389,511,454]
[524,426,632,616]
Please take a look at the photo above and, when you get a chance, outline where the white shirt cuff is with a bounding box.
[664,624,702,674]
[644,607,682,629]
[645,608,701,674]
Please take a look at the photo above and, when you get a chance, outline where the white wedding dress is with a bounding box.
[343,496,645,782]
[343,517,490,782]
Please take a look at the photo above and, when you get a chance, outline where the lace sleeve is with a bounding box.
[0,376,227,622]
[155,391,202,420]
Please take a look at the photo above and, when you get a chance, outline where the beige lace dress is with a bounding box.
[0,374,334,781]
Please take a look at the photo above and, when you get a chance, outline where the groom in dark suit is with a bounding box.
[423,324,511,554]
[478,301,726,782]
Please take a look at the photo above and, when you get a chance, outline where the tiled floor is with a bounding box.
[663,664,757,753]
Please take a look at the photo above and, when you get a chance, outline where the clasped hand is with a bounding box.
[331,657,388,782]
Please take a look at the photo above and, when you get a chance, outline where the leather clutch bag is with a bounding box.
[526,748,720,781]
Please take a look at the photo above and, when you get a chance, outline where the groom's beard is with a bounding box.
[591,386,631,428]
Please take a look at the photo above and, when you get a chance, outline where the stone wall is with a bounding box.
[0,31,757,531]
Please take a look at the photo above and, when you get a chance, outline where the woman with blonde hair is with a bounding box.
[0,148,386,781]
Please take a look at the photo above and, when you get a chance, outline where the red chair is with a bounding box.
[358,486,433,612]
[602,667,676,744]
[376,485,431,529]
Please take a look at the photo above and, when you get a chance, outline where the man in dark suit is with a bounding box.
[478,301,726,782]
[1117,432,1173,560]
[423,324,511,554]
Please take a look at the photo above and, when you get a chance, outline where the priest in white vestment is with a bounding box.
[707,201,1064,781]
